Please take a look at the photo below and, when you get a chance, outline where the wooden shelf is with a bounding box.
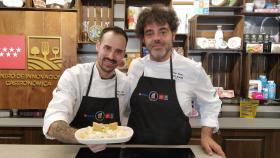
[81,0,112,6]
[243,12,280,17]
[0,7,77,12]
[188,49,242,54]
[246,53,280,55]
[209,6,243,12]
[77,41,95,44]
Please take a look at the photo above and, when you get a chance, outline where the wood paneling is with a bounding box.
[0,10,77,109]
[224,138,263,158]
[191,129,280,158]
[0,127,24,144]
[0,127,60,144]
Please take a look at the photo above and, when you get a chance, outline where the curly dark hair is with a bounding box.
[135,4,179,39]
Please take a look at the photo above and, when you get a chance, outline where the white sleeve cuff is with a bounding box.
[200,118,219,133]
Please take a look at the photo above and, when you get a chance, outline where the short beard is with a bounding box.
[96,61,115,79]
[150,48,172,62]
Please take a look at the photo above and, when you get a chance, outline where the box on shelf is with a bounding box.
[240,99,259,118]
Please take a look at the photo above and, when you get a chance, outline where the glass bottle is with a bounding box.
[215,25,223,49]
[268,80,276,99]
[81,20,89,42]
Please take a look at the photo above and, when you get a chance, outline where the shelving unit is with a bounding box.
[243,53,280,98]
[0,2,279,158]
[78,0,114,43]
[185,0,280,101]
[187,14,244,99]
[241,3,280,100]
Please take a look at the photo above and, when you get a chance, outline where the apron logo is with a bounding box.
[139,91,169,102]
[105,113,114,119]
[149,91,158,101]
[159,94,169,101]
[94,111,114,121]
[95,111,105,121]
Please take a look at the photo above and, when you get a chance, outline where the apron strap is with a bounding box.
[85,64,95,96]
[170,54,173,80]
[115,74,117,98]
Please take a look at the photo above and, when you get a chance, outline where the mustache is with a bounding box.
[153,40,161,44]
[104,58,117,64]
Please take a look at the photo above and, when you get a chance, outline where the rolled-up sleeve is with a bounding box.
[193,66,221,133]
[43,69,79,139]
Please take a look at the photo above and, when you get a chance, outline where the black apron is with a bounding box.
[127,55,191,145]
[70,64,121,129]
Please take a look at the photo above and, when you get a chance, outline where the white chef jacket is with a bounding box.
[43,62,130,139]
[127,50,221,132]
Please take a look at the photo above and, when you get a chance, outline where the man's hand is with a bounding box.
[87,144,107,153]
[47,120,78,143]
[201,127,226,158]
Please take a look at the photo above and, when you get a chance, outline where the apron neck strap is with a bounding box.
[115,75,117,98]
[86,64,95,96]
[170,54,173,80]
[86,64,118,97]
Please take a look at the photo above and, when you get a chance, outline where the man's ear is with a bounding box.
[172,33,176,41]
[142,39,146,47]
[96,41,100,54]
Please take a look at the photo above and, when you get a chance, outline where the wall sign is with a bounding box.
[0,35,26,69]
[27,36,62,70]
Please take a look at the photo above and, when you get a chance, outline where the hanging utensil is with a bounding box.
[88,3,103,43]
[100,5,103,27]
[81,3,90,42]
[105,4,110,27]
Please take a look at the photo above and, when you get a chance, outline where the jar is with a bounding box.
[254,0,266,9]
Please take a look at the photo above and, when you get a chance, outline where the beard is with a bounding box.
[149,47,172,62]
[98,58,117,73]
[147,40,173,62]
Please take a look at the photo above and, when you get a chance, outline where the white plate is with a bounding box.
[75,126,134,144]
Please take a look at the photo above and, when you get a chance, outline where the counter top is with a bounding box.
[0,117,279,129]
[190,117,280,129]
[0,144,220,158]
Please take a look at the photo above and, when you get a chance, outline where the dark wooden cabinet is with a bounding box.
[0,128,24,144]
[0,127,60,144]
[191,128,280,158]
[223,138,264,158]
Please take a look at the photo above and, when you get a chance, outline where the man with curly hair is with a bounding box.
[127,4,226,158]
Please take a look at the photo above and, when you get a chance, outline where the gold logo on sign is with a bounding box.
[27,36,62,70]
